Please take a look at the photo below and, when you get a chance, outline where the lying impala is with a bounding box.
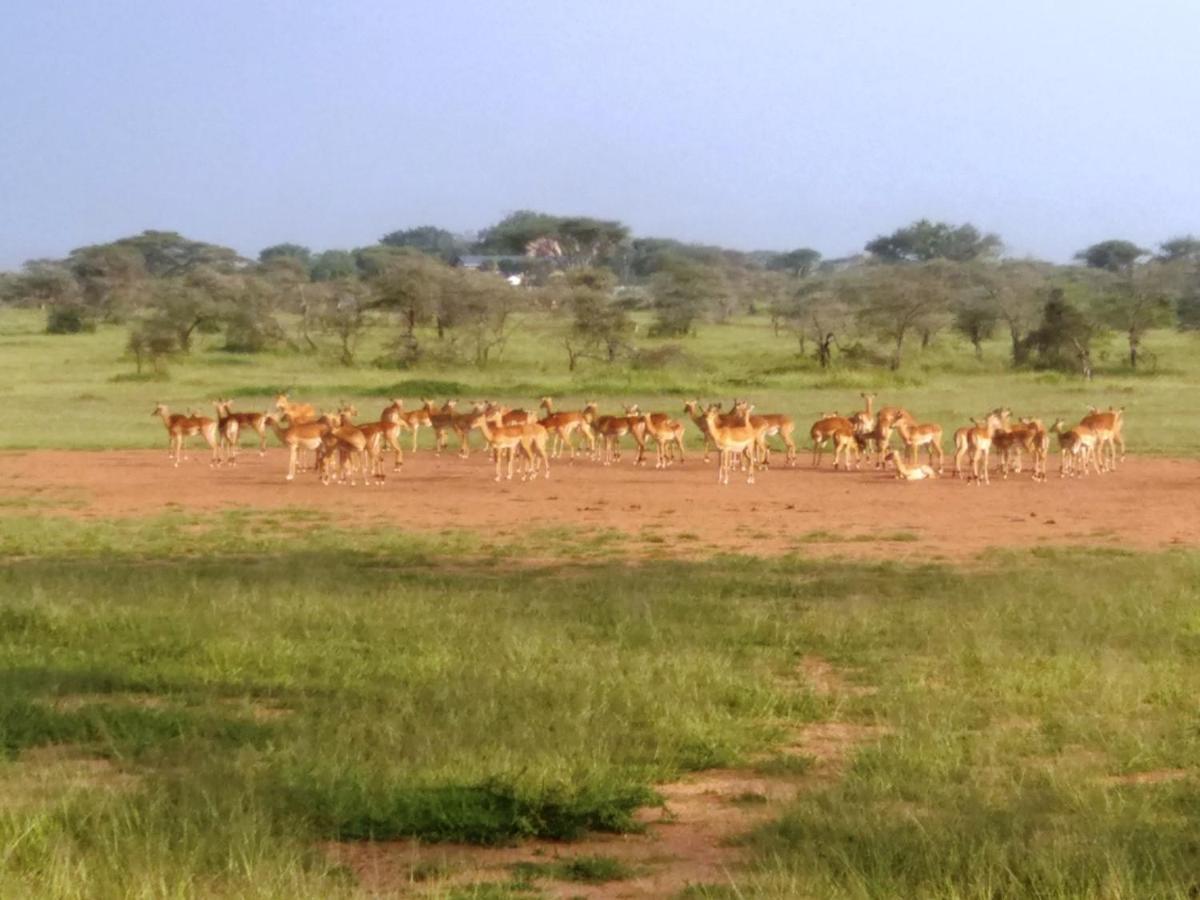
[809,412,862,470]
[153,403,220,467]
[468,409,551,481]
[883,449,938,481]
[705,403,758,485]
[538,397,594,459]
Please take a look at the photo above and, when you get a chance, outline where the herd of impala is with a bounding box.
[150,390,1126,487]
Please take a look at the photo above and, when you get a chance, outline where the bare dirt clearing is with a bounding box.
[5,449,1200,559]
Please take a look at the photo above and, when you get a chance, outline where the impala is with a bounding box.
[274,393,316,425]
[704,403,758,485]
[732,400,797,468]
[883,449,938,481]
[893,418,944,474]
[215,399,270,456]
[963,409,1008,485]
[1051,419,1101,478]
[640,412,686,468]
[378,399,408,469]
[212,400,241,465]
[427,400,459,454]
[992,419,1039,479]
[1081,407,1124,471]
[266,414,330,481]
[468,409,551,481]
[153,404,220,467]
[593,405,646,465]
[537,397,594,459]
[809,412,861,470]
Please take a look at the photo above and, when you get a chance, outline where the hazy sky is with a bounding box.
[2,1,1197,268]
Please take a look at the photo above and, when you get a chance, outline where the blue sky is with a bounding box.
[1,0,1197,267]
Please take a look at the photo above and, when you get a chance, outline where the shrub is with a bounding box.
[45,304,95,334]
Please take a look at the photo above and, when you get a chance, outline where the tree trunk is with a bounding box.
[921,328,931,349]
[891,333,905,371]
[816,333,833,369]
[1129,330,1139,369]
[973,338,983,360]
[406,307,416,335]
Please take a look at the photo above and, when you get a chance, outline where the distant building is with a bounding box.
[454,254,526,271]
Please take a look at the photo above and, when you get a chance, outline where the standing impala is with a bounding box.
[266,415,330,481]
[537,397,594,459]
[1081,407,1124,471]
[704,403,758,484]
[640,412,686,468]
[893,418,944,475]
[809,412,862,470]
[964,409,1008,485]
[153,404,220,467]
[468,409,551,481]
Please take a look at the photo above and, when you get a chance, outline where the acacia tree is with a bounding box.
[317,280,372,366]
[649,258,728,336]
[952,293,999,359]
[768,247,822,277]
[357,247,449,362]
[966,260,1049,366]
[453,270,522,367]
[559,268,632,370]
[1088,264,1175,369]
[852,263,954,369]
[866,220,1002,262]
[786,278,854,368]
[1025,287,1099,379]
[1077,240,1172,368]
[379,226,464,262]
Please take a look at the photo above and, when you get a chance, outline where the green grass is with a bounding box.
[2,307,1198,455]
[4,511,1200,896]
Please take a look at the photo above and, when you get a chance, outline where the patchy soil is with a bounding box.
[323,659,887,898]
[1103,769,1191,786]
[5,449,1200,560]
[3,746,139,810]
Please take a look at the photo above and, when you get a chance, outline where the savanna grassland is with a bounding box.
[3,308,1200,898]
[1,307,1199,454]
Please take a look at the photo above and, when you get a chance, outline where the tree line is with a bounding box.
[1,213,1197,378]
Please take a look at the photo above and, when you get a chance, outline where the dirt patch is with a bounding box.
[1102,769,1190,786]
[324,658,886,898]
[6,450,1200,560]
[796,655,877,698]
[4,745,139,810]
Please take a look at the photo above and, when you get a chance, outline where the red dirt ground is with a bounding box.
[4,449,1200,559]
